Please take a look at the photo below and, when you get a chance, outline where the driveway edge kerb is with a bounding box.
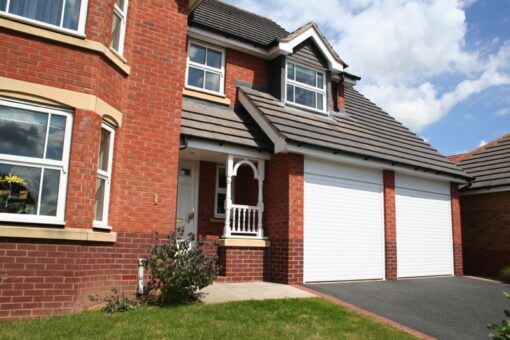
[292,284,436,340]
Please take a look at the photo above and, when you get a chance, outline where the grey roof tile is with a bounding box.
[190,0,288,47]
[457,135,510,189]
[181,97,272,150]
[239,86,468,178]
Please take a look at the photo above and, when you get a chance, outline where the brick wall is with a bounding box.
[264,153,304,284]
[383,170,397,280]
[461,190,510,277]
[0,232,160,322]
[450,184,464,276]
[218,247,268,282]
[225,49,268,106]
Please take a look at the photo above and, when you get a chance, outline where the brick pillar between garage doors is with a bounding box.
[451,183,464,276]
[383,170,397,280]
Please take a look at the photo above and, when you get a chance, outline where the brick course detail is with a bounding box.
[461,190,510,277]
[218,247,268,282]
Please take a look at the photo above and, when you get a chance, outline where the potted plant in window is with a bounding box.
[0,175,28,214]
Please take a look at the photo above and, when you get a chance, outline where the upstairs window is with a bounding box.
[0,0,89,35]
[110,0,128,55]
[0,99,73,224]
[186,41,225,95]
[286,61,326,112]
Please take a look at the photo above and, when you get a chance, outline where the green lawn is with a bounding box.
[0,298,416,340]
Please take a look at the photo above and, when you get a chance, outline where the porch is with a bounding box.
[178,141,271,282]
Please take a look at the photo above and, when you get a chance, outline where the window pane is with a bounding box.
[295,65,316,87]
[98,128,111,172]
[110,12,122,51]
[317,93,324,111]
[287,63,294,80]
[295,87,316,108]
[317,73,324,89]
[9,0,63,27]
[0,164,41,215]
[39,169,60,216]
[94,177,106,221]
[218,167,226,189]
[287,84,294,102]
[189,44,206,64]
[205,72,220,92]
[115,0,125,9]
[0,105,48,158]
[206,49,222,69]
[46,115,66,161]
[63,0,81,30]
[187,67,204,88]
[216,193,226,215]
[0,0,6,11]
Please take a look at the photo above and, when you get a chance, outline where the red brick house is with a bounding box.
[449,133,510,278]
[0,0,467,321]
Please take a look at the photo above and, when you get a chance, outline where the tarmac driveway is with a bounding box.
[306,277,509,340]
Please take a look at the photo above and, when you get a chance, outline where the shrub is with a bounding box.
[487,292,510,340]
[501,267,510,284]
[143,227,217,305]
[89,288,138,314]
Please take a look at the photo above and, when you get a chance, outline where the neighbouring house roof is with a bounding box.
[189,0,289,47]
[454,133,510,190]
[238,85,468,179]
[180,97,273,151]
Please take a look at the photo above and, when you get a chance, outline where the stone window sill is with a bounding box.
[0,225,117,243]
[183,88,231,106]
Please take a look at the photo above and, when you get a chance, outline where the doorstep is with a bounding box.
[200,281,316,304]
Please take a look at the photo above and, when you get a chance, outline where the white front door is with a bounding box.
[176,160,198,238]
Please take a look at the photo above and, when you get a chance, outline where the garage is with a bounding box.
[396,174,454,278]
[304,159,385,282]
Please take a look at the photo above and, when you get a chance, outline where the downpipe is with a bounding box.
[137,258,146,295]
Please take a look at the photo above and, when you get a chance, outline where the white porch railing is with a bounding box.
[230,204,262,237]
[223,155,265,239]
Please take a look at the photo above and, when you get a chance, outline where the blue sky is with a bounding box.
[225,0,510,155]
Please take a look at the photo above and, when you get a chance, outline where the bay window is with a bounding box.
[0,99,72,224]
[93,123,115,229]
[186,41,225,95]
[286,61,326,112]
[110,0,128,55]
[0,0,89,35]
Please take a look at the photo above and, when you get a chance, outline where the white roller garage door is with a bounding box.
[304,159,384,282]
[396,174,454,278]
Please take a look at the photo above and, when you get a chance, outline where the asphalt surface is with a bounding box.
[306,277,509,340]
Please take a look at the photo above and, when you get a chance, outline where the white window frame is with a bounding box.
[93,123,115,229]
[110,0,129,55]
[0,0,89,37]
[185,40,226,96]
[214,165,226,218]
[0,98,73,225]
[285,60,327,114]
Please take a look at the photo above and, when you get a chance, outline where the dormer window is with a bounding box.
[186,41,225,95]
[285,61,326,112]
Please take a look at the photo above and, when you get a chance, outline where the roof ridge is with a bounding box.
[454,132,510,163]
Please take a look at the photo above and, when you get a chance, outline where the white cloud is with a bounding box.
[226,0,510,132]
[478,140,487,147]
[495,107,510,116]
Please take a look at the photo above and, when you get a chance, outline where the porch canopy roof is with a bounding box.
[181,97,273,152]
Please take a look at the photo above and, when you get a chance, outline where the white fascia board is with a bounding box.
[461,185,510,196]
[186,138,271,160]
[188,27,271,59]
[285,143,467,184]
[238,91,288,153]
[277,27,344,73]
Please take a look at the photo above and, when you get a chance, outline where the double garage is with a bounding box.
[303,158,454,282]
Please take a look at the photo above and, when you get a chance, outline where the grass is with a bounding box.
[0,298,416,340]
